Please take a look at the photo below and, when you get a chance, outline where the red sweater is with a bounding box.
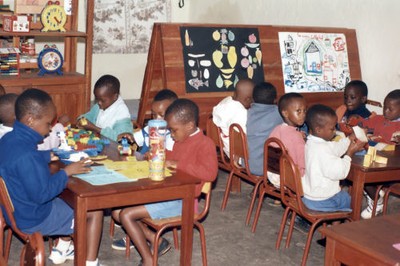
[361,115,400,144]
[166,130,218,196]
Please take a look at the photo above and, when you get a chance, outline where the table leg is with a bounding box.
[74,197,88,266]
[324,238,340,266]
[350,168,365,221]
[179,186,195,266]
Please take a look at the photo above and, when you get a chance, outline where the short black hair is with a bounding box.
[154,89,178,102]
[94,74,120,95]
[253,82,277,104]
[345,80,368,97]
[385,89,400,102]
[306,104,336,132]
[165,98,199,126]
[278,92,304,117]
[0,93,18,123]
[15,88,53,121]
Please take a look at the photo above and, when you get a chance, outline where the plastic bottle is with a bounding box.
[148,119,167,181]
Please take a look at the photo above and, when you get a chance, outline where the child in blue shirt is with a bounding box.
[0,89,103,266]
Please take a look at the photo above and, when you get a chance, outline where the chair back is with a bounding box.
[279,153,305,213]
[229,123,250,172]
[196,182,212,221]
[206,116,230,170]
[20,232,45,266]
[0,177,27,239]
[263,137,287,176]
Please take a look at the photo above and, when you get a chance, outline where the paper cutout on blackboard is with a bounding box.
[278,32,351,93]
[180,27,264,93]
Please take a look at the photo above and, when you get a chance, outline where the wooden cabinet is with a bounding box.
[0,1,94,120]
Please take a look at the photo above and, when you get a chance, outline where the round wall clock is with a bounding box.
[41,1,67,32]
[38,45,64,76]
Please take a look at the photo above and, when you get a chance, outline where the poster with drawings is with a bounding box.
[180,27,264,93]
[278,32,351,93]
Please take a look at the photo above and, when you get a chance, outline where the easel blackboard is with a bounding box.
[137,23,361,130]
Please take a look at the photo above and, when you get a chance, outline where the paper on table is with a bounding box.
[352,126,368,142]
[75,166,134,185]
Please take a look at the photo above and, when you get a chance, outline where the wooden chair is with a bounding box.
[221,123,264,225]
[251,137,287,233]
[206,115,231,173]
[141,182,213,266]
[382,183,400,215]
[276,153,352,266]
[20,232,45,266]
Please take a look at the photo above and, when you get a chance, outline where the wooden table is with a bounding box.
[348,148,400,220]
[320,214,400,265]
[60,142,200,266]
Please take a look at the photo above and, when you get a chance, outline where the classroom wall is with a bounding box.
[93,0,400,107]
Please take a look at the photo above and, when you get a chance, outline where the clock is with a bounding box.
[40,1,67,32]
[38,45,64,76]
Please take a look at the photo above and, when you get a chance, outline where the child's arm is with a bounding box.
[98,118,133,141]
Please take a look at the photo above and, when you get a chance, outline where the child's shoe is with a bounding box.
[361,190,384,219]
[49,243,74,264]
[111,236,134,250]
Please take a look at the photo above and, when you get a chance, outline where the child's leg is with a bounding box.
[120,206,153,266]
[112,209,122,223]
[364,185,378,199]
[86,210,104,262]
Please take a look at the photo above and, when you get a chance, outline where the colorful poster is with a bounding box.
[278,32,351,93]
[180,27,264,93]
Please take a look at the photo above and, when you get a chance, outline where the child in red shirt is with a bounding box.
[360,89,400,219]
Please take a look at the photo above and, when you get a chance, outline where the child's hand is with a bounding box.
[165,160,177,173]
[50,152,59,162]
[64,158,93,176]
[117,133,134,144]
[345,139,366,157]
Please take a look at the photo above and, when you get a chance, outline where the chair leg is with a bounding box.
[125,234,130,258]
[372,185,384,218]
[110,218,115,238]
[195,222,208,266]
[221,171,235,211]
[246,182,262,225]
[301,221,320,266]
[152,229,167,266]
[251,187,266,233]
[285,211,296,248]
[276,207,290,250]
[172,228,179,250]
[5,228,12,262]
[383,188,391,215]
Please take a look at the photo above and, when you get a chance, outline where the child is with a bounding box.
[268,92,306,187]
[336,80,373,135]
[0,89,104,266]
[247,82,282,176]
[118,89,177,157]
[359,89,400,218]
[0,93,18,138]
[111,99,218,265]
[302,104,365,212]
[78,74,133,141]
[213,78,254,156]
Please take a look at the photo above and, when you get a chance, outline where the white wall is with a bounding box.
[95,0,400,105]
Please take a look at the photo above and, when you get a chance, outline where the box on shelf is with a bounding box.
[0,47,20,76]
[3,15,31,32]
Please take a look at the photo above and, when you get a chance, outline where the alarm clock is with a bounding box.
[41,1,67,32]
[38,45,63,76]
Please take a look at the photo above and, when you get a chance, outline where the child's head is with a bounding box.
[233,78,255,109]
[15,88,56,137]
[344,80,368,111]
[253,82,277,105]
[306,104,337,141]
[94,74,120,110]
[151,89,178,119]
[165,99,198,142]
[278,93,306,127]
[0,84,5,96]
[0,93,18,127]
[383,89,400,121]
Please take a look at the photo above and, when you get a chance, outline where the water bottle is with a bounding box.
[148,120,167,181]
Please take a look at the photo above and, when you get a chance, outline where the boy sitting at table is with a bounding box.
[111,99,218,266]
[359,89,400,218]
[302,104,365,212]
[77,74,133,141]
[117,89,177,160]
[0,88,104,265]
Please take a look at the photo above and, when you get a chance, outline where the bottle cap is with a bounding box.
[148,119,167,127]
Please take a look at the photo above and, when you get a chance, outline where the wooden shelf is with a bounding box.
[0,29,87,38]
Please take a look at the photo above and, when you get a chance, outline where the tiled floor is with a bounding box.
[6,170,400,265]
